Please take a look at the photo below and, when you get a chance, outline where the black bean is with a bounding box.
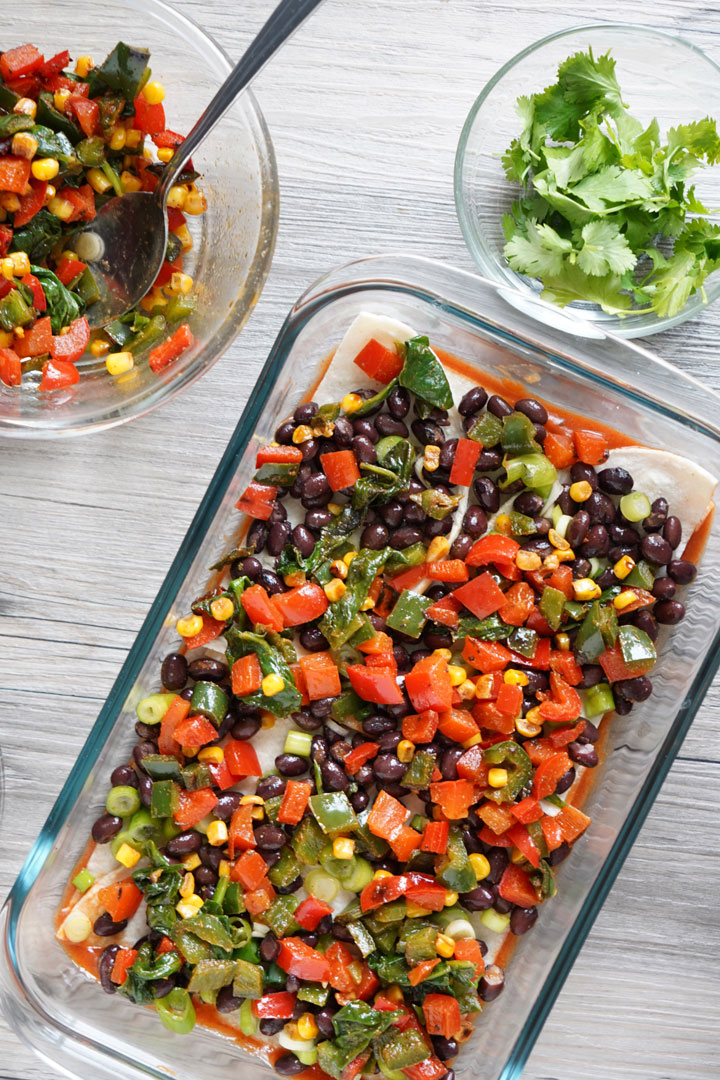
[294,709,323,733]
[247,519,268,554]
[487,394,512,418]
[572,557,592,579]
[577,719,600,745]
[515,397,548,425]
[478,964,505,1001]
[661,515,681,551]
[652,577,676,601]
[440,747,464,781]
[197,844,222,873]
[477,449,503,471]
[485,848,509,885]
[300,437,320,462]
[609,524,639,547]
[668,559,697,585]
[459,386,488,416]
[513,491,543,517]
[439,438,459,472]
[294,401,317,424]
[330,738,352,763]
[411,418,444,446]
[110,764,137,788]
[404,502,426,526]
[433,1036,459,1061]
[585,491,615,525]
[387,384,411,418]
[375,414,409,438]
[275,753,307,777]
[165,831,202,858]
[331,921,354,941]
[275,420,296,445]
[134,721,159,743]
[231,714,261,740]
[655,599,686,624]
[290,464,312,500]
[380,500,404,528]
[256,775,287,800]
[578,664,603,689]
[269,500,288,523]
[422,627,453,653]
[353,418,379,443]
[351,790,370,812]
[642,533,672,565]
[138,774,153,808]
[377,731,402,753]
[474,477,500,512]
[548,842,571,866]
[510,906,538,936]
[195,865,218,887]
[493,892,513,915]
[633,610,658,641]
[251,824,285,852]
[570,462,598,489]
[534,424,547,444]
[316,1008,337,1040]
[614,695,633,715]
[598,467,633,495]
[303,473,331,502]
[93,912,128,937]
[319,759,348,792]
[98,945,120,994]
[566,510,590,549]
[354,521,388,555]
[161,652,188,691]
[256,1016,285,1037]
[333,416,354,446]
[556,767,576,794]
[363,714,396,736]
[425,517,453,538]
[450,534,473,561]
[267,521,291,556]
[242,556,263,581]
[596,569,617,590]
[258,569,284,595]
[187,657,228,684]
[305,508,334,532]
[581,525,609,558]
[91,813,122,844]
[557,485,573,516]
[275,1054,305,1076]
[310,697,336,719]
[373,753,406,781]
[291,524,315,559]
[617,676,654,703]
[390,525,423,548]
[460,505,485,539]
[213,792,243,821]
[644,497,669,531]
[210,984,242,1014]
[568,742,599,768]
[461,884,495,911]
[524,670,549,693]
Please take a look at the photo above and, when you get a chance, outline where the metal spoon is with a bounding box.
[75,0,325,328]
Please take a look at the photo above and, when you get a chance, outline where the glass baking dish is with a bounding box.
[2,254,720,1080]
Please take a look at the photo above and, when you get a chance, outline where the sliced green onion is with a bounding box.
[444,918,476,941]
[296,1050,319,1067]
[239,997,258,1037]
[283,729,313,757]
[377,1062,406,1080]
[110,829,135,857]
[588,557,606,579]
[304,867,340,903]
[620,491,651,523]
[71,868,95,893]
[279,1030,316,1054]
[555,513,573,539]
[480,908,511,934]
[106,785,141,817]
[136,693,177,725]
[339,856,374,894]
[551,503,563,528]
[193,813,214,836]
[584,682,615,717]
[156,987,196,1034]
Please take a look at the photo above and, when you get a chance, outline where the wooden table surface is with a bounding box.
[2,1,719,1078]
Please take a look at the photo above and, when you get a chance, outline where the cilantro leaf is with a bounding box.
[505,220,572,278]
[556,47,624,116]
[666,118,720,163]
[540,264,632,315]
[577,220,637,277]
[569,164,654,211]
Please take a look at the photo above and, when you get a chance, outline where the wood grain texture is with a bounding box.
[1,0,719,1077]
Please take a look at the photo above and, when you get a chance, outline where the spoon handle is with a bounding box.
[159,0,326,198]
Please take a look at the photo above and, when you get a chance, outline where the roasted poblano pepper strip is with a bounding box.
[93,41,150,100]
[298,983,330,1005]
[401,748,436,788]
[187,958,237,995]
[455,613,511,642]
[319,547,390,649]
[384,542,427,574]
[267,845,302,888]
[502,411,541,456]
[402,922,439,963]
[501,453,557,499]
[263,895,300,937]
[435,825,477,893]
[291,815,328,865]
[128,314,167,355]
[375,1025,430,1070]
[232,958,265,999]
[507,625,538,658]
[0,113,34,137]
[617,624,657,672]
[331,688,373,729]
[150,779,180,819]
[254,462,299,487]
[467,410,502,446]
[141,754,183,781]
[386,589,432,638]
[398,336,454,410]
[483,741,533,802]
[189,681,228,726]
[181,762,213,791]
[347,920,376,957]
[0,290,33,331]
[354,806,390,858]
[576,600,618,661]
[225,629,302,717]
[410,487,464,520]
[36,92,83,143]
[539,586,566,631]
[624,559,656,589]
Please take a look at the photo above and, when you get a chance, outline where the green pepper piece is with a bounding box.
[483,741,533,803]
[617,624,657,673]
[373,923,402,955]
[539,586,566,631]
[435,825,477,893]
[291,815,327,865]
[165,292,197,323]
[310,792,358,836]
[384,543,427,575]
[583,681,615,717]
[235,939,261,964]
[509,510,536,537]
[319,547,390,649]
[74,266,100,306]
[263,894,300,937]
[268,845,302,888]
[501,453,557,499]
[334,898,363,926]
[0,113,34,138]
[576,600,618,662]
[347,920,376,957]
[351,378,397,418]
[410,488,463,521]
[94,41,150,101]
[189,681,228,726]
[187,958,237,995]
[128,313,167,355]
[298,983,330,1005]
[233,958,265,999]
[347,616,379,649]
[36,92,83,143]
[354,807,390,859]
[502,411,541,456]
[507,626,538,658]
[467,410,502,446]
[0,82,20,111]
[455,613,511,642]
[156,987,196,1034]
[225,629,302,718]
[403,922,439,963]
[625,559,655,589]
[386,590,432,639]
[376,1026,430,1071]
[564,600,587,621]
[180,761,213,791]
[0,290,33,332]
[373,898,408,924]
[262,794,283,823]
[254,461,299,487]
[401,749,436,788]
[75,136,106,167]
[150,779,180,819]
[97,93,125,133]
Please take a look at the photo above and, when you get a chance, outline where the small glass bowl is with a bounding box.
[0,0,278,438]
[455,23,720,338]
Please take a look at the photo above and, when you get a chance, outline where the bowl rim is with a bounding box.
[0,0,279,439]
[454,21,720,339]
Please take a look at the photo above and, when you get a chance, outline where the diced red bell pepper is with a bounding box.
[157,695,191,756]
[525,608,554,639]
[462,637,512,674]
[456,743,490,785]
[14,179,47,228]
[368,790,408,840]
[44,73,86,95]
[353,337,403,383]
[110,947,138,986]
[63,183,96,222]
[523,737,556,766]
[453,937,485,979]
[167,208,186,234]
[540,815,565,852]
[390,825,423,861]
[437,708,479,743]
[466,534,520,570]
[549,650,583,686]
[452,571,506,620]
[506,823,541,868]
[555,803,592,842]
[511,796,544,824]
[403,1058,447,1080]
[183,615,226,651]
[324,941,356,993]
[548,719,586,749]
[549,564,574,600]
[599,643,654,682]
[426,559,469,582]
[498,863,539,907]
[404,875,450,911]
[356,630,393,655]
[174,787,218,829]
[236,482,278,522]
[425,593,461,628]
[533,751,571,800]
[56,258,87,286]
[21,274,47,314]
[320,449,361,491]
[478,801,516,835]
[420,819,449,854]
[472,699,515,735]
[509,637,551,671]
[0,225,12,258]
[573,428,608,465]
[449,437,482,486]
[38,358,80,392]
[149,323,194,373]
[0,347,22,387]
[405,653,453,712]
[242,583,284,631]
[402,709,439,743]
[278,937,330,982]
[153,129,186,149]
[172,713,218,748]
[0,44,44,81]
[429,779,477,820]
[224,739,262,778]
[499,581,535,626]
[134,93,166,134]
[38,49,70,78]
[277,779,312,826]
[252,992,296,1019]
[68,96,99,138]
[294,894,334,931]
[423,993,462,1039]
[208,758,234,791]
[232,849,269,891]
[244,882,275,915]
[49,316,90,362]
[344,741,380,774]
[538,673,582,723]
[346,663,404,705]
[156,936,178,955]
[0,155,32,194]
[496,681,523,720]
[271,582,329,628]
[231,653,263,696]
[544,430,576,469]
[478,825,514,848]
[408,958,442,986]
[98,879,144,924]
[256,444,303,466]
[390,563,428,592]
[297,651,341,700]
[228,804,256,858]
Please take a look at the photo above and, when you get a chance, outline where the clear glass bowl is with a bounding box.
[455,23,720,338]
[0,0,278,438]
[2,255,720,1080]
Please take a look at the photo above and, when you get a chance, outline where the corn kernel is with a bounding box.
[12,132,38,160]
[182,853,202,871]
[327,502,343,515]
[284,571,306,588]
[119,170,142,193]
[555,547,576,562]
[297,1013,319,1041]
[516,549,542,571]
[261,711,275,730]
[9,252,30,276]
[218,860,231,878]
[435,933,456,958]
[488,767,509,789]
[176,900,201,919]
[433,647,453,661]
[187,893,205,909]
[614,589,639,611]
[177,613,203,638]
[108,126,127,151]
[32,156,61,181]
[543,553,560,571]
[154,147,173,165]
[330,558,349,580]
[384,984,404,1004]
[115,843,142,868]
[373,869,394,881]
[207,820,228,847]
[332,837,356,860]
[423,444,441,472]
[166,184,188,209]
[106,351,134,376]
[573,577,602,602]
[510,847,528,865]
[173,223,193,253]
[525,705,543,726]
[341,392,363,414]
[555,632,571,652]
[261,673,285,697]
[13,97,37,119]
[359,596,375,611]
[569,480,593,502]
[0,193,20,213]
[613,554,636,580]
[167,271,194,296]
[397,739,415,764]
[44,184,56,204]
[462,734,483,751]
[457,679,477,701]
[495,513,512,536]
[179,872,195,898]
[0,330,13,347]
[87,167,112,194]
[0,258,13,281]
[75,55,94,78]
[548,528,571,551]
[292,424,313,445]
[504,668,528,686]
[210,595,234,621]
[54,89,71,111]
[143,81,166,105]
[198,746,224,764]
[515,715,542,738]
[240,794,265,807]
[324,578,347,602]
[448,664,467,687]
[426,536,450,562]
[343,550,358,566]
[469,853,491,881]
[184,188,207,215]
[63,911,93,942]
[444,891,459,907]
[181,746,199,759]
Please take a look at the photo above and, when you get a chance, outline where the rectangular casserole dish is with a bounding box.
[2,253,720,1080]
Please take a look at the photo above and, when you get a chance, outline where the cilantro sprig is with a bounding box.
[502,47,720,318]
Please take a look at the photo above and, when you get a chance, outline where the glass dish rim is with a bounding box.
[4,252,720,1080]
[0,0,279,440]
[453,20,720,340]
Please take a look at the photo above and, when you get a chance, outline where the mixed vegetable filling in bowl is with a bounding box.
[0,40,205,390]
[58,313,715,1078]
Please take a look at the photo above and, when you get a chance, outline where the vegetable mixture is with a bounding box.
[0,40,203,390]
[60,314,712,1079]
[502,47,720,317]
